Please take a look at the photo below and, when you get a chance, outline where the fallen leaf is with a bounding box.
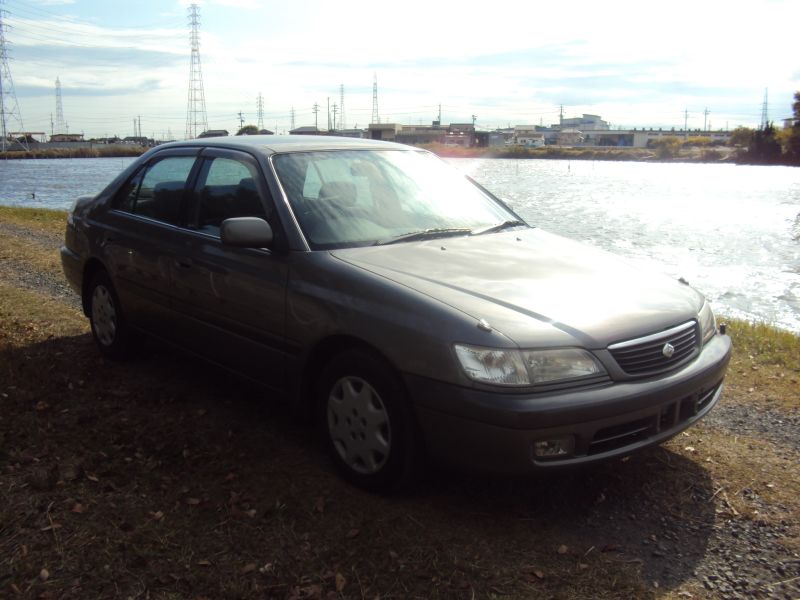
[335,572,347,592]
[197,560,211,567]
[34,401,49,411]
[86,473,99,482]
[346,528,359,539]
[185,497,201,505]
[71,503,86,514]
[150,511,164,521]
[557,544,568,555]
[684,446,696,453]
[240,563,257,574]
[245,509,257,518]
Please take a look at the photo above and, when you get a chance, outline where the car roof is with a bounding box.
[155,135,414,156]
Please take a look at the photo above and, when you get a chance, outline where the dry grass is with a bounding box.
[719,317,800,411]
[1,207,799,599]
[0,207,67,237]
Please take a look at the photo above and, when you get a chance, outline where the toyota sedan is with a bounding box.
[61,135,732,490]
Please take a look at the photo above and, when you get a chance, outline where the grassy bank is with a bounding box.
[0,144,146,160]
[421,143,736,163]
[1,206,799,599]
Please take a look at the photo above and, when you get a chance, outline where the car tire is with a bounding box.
[318,349,422,492]
[87,270,130,359]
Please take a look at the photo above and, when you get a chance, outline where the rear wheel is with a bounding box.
[87,270,130,359]
[318,349,422,491]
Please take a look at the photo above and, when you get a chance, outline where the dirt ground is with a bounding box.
[1,209,799,599]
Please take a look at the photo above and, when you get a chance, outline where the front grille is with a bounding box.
[609,321,698,376]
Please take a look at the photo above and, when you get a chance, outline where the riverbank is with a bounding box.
[1,206,798,599]
[0,144,146,160]
[0,141,733,163]
[422,143,737,163]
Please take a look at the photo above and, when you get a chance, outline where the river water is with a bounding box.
[1,156,799,331]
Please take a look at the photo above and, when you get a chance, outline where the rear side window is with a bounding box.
[191,156,269,236]
[116,156,196,224]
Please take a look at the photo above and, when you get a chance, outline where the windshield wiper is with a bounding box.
[471,219,527,236]
[377,227,472,245]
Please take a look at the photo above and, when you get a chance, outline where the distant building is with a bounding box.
[198,129,229,138]
[121,136,151,146]
[49,133,84,142]
[512,125,545,147]
[558,114,610,131]
[289,126,325,135]
[557,128,583,145]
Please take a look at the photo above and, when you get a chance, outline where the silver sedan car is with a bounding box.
[61,135,732,490]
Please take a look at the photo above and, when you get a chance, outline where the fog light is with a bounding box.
[533,436,575,459]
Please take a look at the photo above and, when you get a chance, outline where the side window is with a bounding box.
[193,157,269,235]
[115,156,196,225]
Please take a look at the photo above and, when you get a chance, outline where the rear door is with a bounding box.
[169,147,290,389]
[102,148,200,335]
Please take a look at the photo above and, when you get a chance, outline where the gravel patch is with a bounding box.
[705,402,800,453]
[0,220,63,248]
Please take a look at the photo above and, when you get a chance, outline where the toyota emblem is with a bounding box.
[662,343,675,358]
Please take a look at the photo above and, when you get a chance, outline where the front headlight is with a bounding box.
[454,344,606,387]
[521,348,606,384]
[698,301,717,344]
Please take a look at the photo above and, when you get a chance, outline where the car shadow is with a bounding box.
[1,332,715,596]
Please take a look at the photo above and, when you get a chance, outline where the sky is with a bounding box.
[2,0,799,140]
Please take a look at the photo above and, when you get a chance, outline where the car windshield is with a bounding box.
[272,149,521,249]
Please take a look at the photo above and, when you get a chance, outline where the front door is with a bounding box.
[169,148,289,389]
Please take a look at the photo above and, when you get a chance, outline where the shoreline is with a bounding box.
[2,141,796,166]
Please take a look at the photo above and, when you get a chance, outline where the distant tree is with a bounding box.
[236,124,259,136]
[787,91,800,164]
[649,136,682,158]
[729,126,754,148]
[744,122,782,164]
[682,136,712,148]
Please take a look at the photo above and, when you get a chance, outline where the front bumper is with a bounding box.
[406,333,732,473]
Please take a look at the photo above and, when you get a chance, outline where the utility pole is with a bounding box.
[471,114,477,127]
[256,93,264,130]
[185,3,208,139]
[237,111,244,130]
[339,84,345,130]
[0,1,28,151]
[332,103,338,132]
[290,106,295,131]
[138,115,142,138]
[312,102,319,129]
[559,104,564,128]
[683,108,689,138]
[54,77,66,133]
[760,88,769,129]
[371,73,380,124]
[703,107,710,132]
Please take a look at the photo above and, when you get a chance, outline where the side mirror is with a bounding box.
[220,217,273,248]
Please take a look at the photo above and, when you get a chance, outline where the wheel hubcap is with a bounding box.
[91,284,117,346]
[327,376,391,475]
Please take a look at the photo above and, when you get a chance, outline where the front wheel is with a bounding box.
[318,349,422,492]
[87,270,130,359]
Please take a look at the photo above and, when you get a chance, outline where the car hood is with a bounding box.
[330,228,703,348]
